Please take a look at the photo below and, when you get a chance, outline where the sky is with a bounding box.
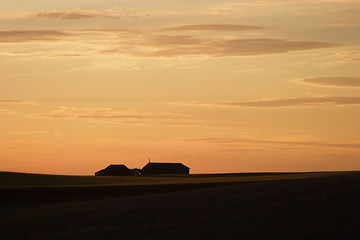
[1,0,360,175]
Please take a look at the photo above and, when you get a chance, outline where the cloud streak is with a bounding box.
[350,58,360,61]
[186,96,360,108]
[9,131,61,136]
[0,100,27,103]
[0,109,14,114]
[33,11,101,20]
[183,137,360,149]
[0,26,342,58]
[211,38,340,57]
[33,107,151,119]
[77,115,150,119]
[2,10,147,20]
[298,77,360,88]
[0,30,70,43]
[106,37,341,57]
[32,107,200,127]
[163,24,266,31]
[32,10,118,20]
[0,99,38,105]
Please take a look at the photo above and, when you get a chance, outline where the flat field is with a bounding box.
[1,171,359,239]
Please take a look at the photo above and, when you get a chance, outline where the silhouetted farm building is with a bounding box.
[141,162,190,175]
[95,164,131,176]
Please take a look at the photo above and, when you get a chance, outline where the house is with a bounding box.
[141,162,190,175]
[95,164,131,176]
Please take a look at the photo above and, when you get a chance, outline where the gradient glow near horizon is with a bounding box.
[1,0,360,175]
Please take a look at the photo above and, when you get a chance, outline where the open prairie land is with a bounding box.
[1,171,359,239]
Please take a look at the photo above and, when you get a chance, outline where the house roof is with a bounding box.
[95,164,130,175]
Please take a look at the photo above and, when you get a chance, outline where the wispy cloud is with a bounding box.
[34,107,151,119]
[73,28,143,34]
[0,140,32,151]
[298,77,360,88]
[209,38,340,57]
[130,34,206,47]
[0,99,38,105]
[163,24,266,31]
[106,37,341,57]
[1,10,147,20]
[77,115,150,119]
[0,30,70,43]
[184,96,360,108]
[32,107,200,127]
[31,10,123,20]
[9,131,62,136]
[183,137,360,149]
[0,25,342,58]
[68,27,341,58]
[0,100,26,103]
[0,100,36,115]
[0,109,14,114]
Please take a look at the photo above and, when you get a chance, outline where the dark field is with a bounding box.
[1,171,359,239]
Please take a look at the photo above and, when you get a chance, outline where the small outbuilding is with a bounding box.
[95,164,131,176]
[141,162,190,175]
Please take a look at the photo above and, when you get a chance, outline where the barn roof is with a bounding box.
[145,162,189,168]
[104,164,129,170]
[142,162,189,169]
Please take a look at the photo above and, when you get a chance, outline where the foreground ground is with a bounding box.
[1,171,359,239]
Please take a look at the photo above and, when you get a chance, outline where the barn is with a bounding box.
[95,164,131,176]
[141,162,190,175]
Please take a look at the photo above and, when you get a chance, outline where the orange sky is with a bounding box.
[1,0,360,175]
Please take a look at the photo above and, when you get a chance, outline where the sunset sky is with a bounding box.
[1,0,360,175]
